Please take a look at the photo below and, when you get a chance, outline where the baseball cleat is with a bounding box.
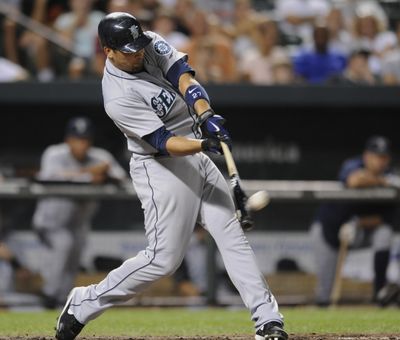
[255,321,288,340]
[376,283,400,307]
[55,288,84,340]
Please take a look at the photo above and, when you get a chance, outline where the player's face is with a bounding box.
[363,151,391,175]
[66,136,92,162]
[105,47,145,73]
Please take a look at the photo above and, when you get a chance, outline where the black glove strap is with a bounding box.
[201,139,208,151]
[201,138,219,152]
[196,109,214,127]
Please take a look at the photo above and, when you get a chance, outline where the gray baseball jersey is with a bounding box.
[32,142,126,301]
[102,31,200,157]
[67,32,283,330]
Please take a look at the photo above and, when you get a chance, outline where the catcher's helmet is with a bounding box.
[98,12,152,53]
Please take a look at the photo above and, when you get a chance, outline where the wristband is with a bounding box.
[184,84,210,109]
[196,109,214,127]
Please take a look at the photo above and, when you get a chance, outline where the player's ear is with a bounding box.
[103,47,112,55]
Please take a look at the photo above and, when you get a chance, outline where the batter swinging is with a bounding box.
[55,12,288,340]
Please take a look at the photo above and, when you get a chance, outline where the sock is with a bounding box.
[374,250,390,299]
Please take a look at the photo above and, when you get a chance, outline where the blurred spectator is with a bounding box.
[293,24,347,84]
[270,50,297,85]
[1,0,21,64]
[239,18,291,85]
[326,6,353,56]
[106,0,134,15]
[193,0,235,25]
[378,24,400,85]
[173,0,205,37]
[142,0,161,12]
[32,116,127,308]
[0,57,29,82]
[311,136,397,306]
[182,14,237,83]
[351,2,393,75]
[223,0,265,61]
[2,0,400,85]
[352,12,383,51]
[329,49,380,85]
[1,0,64,81]
[53,0,104,79]
[152,9,189,50]
[275,0,331,46]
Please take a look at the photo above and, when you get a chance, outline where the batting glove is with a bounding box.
[201,137,224,155]
[339,220,358,245]
[197,109,232,149]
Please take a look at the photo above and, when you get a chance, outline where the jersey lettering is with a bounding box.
[151,89,176,118]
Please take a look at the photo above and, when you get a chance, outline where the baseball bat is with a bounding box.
[220,142,254,231]
[330,236,349,305]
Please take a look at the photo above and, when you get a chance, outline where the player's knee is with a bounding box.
[372,224,392,250]
[155,253,183,276]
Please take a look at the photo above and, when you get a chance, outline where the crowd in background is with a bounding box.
[0,0,400,85]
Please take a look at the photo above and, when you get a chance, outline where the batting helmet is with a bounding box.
[98,12,152,53]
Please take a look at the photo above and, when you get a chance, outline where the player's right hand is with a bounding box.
[201,137,224,154]
[84,162,110,184]
[339,220,358,244]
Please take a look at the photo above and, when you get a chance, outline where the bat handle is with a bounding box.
[231,174,254,231]
[330,237,349,305]
[221,141,254,231]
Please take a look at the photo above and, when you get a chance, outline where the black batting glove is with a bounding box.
[201,137,223,154]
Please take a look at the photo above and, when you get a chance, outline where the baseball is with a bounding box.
[246,190,270,211]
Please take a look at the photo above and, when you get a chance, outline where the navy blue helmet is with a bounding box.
[98,12,152,53]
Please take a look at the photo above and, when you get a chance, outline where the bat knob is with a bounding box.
[240,217,254,231]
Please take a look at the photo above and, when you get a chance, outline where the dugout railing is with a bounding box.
[1,179,399,305]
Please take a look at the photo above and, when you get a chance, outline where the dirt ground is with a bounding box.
[2,335,400,340]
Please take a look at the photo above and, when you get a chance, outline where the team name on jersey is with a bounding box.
[151,89,176,118]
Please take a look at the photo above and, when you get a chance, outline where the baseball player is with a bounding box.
[56,12,287,340]
[311,136,395,306]
[33,116,127,309]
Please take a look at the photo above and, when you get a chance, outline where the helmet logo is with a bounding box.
[129,25,140,39]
